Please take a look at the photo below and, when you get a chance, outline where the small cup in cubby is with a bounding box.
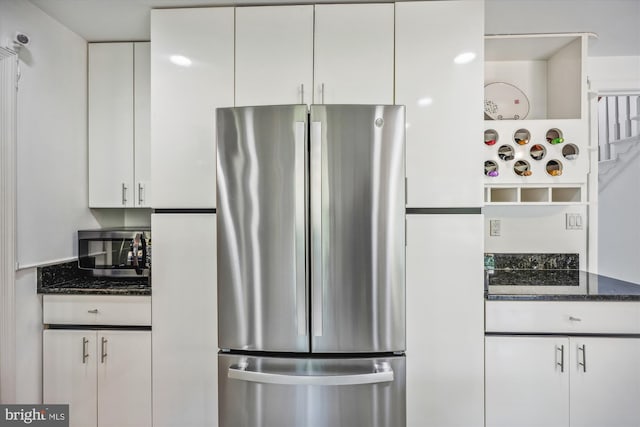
[546,128,564,145]
[546,160,563,176]
[514,160,532,176]
[485,160,499,177]
[498,145,515,161]
[484,129,499,146]
[514,129,530,145]
[562,143,579,160]
[530,144,546,161]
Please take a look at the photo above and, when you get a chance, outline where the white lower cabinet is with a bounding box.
[43,329,151,427]
[569,337,640,427]
[406,214,484,427]
[151,213,217,427]
[486,335,640,427]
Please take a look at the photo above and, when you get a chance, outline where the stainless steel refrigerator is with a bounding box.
[216,104,406,427]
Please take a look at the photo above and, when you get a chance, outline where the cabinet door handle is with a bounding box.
[555,344,565,372]
[299,83,304,104]
[578,344,587,372]
[569,316,582,322]
[87,309,98,314]
[122,183,128,205]
[101,337,108,363]
[82,337,89,364]
[320,83,325,104]
[138,182,144,204]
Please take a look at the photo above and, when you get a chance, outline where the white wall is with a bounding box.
[486,0,640,57]
[0,0,104,268]
[484,205,588,265]
[588,56,640,93]
[598,147,640,283]
[1,0,99,405]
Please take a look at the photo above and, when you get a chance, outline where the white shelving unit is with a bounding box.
[483,33,590,196]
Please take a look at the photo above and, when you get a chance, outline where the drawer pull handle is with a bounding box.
[101,337,108,363]
[82,337,89,364]
[555,345,565,373]
[569,316,582,322]
[88,309,98,314]
[578,344,587,372]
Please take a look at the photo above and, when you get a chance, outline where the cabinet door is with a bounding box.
[151,214,218,427]
[134,42,151,207]
[235,5,313,106]
[97,330,151,427]
[396,1,483,207]
[570,337,640,427]
[486,335,570,427]
[89,43,134,208]
[405,214,484,427]
[314,3,394,104]
[43,330,98,427]
[151,8,234,208]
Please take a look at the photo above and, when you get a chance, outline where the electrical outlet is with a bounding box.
[489,219,501,236]
[566,213,583,230]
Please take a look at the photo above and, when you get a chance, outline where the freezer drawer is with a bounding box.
[218,353,406,427]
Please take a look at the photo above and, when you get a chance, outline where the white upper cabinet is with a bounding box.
[314,3,394,104]
[89,43,134,208]
[151,8,234,209]
[89,42,150,208]
[396,1,484,208]
[235,5,314,106]
[134,42,151,207]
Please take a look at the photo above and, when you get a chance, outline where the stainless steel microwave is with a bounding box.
[78,228,151,277]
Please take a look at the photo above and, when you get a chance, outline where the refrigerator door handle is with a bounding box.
[228,365,394,386]
[295,121,307,336]
[311,120,323,337]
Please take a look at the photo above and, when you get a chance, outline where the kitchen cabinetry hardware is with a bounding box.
[101,337,108,363]
[228,365,394,386]
[121,183,128,205]
[556,345,565,372]
[569,316,582,322]
[311,121,323,337]
[299,84,304,104]
[138,183,144,204]
[320,83,325,104]
[294,121,306,337]
[578,344,586,372]
[82,337,89,364]
[88,309,99,314]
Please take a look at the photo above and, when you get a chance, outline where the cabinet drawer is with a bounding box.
[486,301,640,334]
[43,295,151,326]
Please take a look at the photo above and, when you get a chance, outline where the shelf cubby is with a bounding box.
[520,187,550,203]
[485,34,586,121]
[485,185,584,205]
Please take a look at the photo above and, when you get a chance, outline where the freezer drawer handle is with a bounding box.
[228,364,394,386]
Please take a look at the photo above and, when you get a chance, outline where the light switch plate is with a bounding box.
[489,219,501,236]
[566,213,583,230]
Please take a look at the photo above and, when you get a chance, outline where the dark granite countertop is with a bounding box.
[37,261,150,296]
[486,271,640,301]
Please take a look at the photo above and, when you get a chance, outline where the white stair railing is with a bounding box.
[598,95,640,163]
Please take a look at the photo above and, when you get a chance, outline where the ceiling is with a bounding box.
[26,0,640,56]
